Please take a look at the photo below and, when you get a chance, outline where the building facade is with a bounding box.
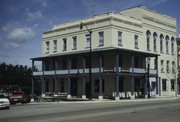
[176,35,180,95]
[31,6,177,100]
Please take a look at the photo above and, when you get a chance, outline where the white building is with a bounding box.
[31,6,177,101]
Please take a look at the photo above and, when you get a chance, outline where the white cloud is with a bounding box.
[32,0,48,8]
[33,24,39,28]
[1,23,36,49]
[40,1,48,8]
[7,27,35,43]
[25,8,44,21]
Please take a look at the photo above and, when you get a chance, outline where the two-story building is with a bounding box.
[31,6,177,101]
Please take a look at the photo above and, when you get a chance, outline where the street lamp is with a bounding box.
[80,22,92,99]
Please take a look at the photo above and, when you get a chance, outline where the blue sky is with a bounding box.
[0,0,180,67]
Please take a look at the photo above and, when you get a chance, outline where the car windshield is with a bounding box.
[0,95,5,98]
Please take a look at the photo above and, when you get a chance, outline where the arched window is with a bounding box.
[146,30,151,51]
[160,34,164,53]
[166,36,169,54]
[171,37,175,54]
[153,32,157,52]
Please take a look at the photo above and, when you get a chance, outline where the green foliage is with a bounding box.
[0,62,32,94]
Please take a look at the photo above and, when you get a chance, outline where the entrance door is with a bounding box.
[71,78,78,96]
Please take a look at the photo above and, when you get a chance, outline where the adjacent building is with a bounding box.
[176,35,180,95]
[31,6,177,100]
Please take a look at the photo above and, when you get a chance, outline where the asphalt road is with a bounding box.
[0,98,180,122]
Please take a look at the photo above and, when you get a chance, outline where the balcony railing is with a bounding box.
[32,67,156,76]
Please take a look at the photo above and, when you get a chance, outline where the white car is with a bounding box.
[0,95,10,109]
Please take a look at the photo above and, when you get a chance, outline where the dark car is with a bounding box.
[9,91,27,104]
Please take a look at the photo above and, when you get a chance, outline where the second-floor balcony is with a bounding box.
[33,67,157,76]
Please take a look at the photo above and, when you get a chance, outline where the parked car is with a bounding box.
[9,91,27,104]
[0,95,10,109]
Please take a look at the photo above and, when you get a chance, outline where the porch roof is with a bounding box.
[31,47,159,61]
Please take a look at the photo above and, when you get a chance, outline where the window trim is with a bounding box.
[118,31,122,46]
[98,31,104,47]
[63,38,67,51]
[72,36,77,50]
[134,35,139,49]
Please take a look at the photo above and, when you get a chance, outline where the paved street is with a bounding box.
[0,97,180,122]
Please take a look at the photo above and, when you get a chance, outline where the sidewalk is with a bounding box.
[30,95,180,104]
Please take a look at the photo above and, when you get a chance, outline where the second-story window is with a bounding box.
[99,31,104,46]
[146,30,151,51]
[166,36,169,54]
[166,61,169,73]
[160,34,164,53]
[63,38,67,51]
[72,36,77,50]
[118,31,122,46]
[153,33,157,52]
[53,40,57,52]
[134,35,138,49]
[85,34,90,48]
[172,61,175,73]
[46,41,49,53]
[161,60,164,73]
[171,37,175,54]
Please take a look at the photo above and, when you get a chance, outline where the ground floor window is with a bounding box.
[162,79,167,91]
[171,79,175,90]
[94,79,104,93]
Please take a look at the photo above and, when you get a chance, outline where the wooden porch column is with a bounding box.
[155,56,159,95]
[115,53,120,101]
[41,77,46,97]
[144,75,148,98]
[67,58,71,98]
[131,55,135,99]
[54,59,58,95]
[82,57,86,99]
[98,55,103,100]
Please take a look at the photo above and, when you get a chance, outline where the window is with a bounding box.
[85,56,90,68]
[172,61,175,73]
[146,30,151,51]
[171,80,175,90]
[161,60,164,73]
[72,36,77,50]
[134,35,138,49]
[162,79,167,91]
[71,58,77,69]
[46,41,49,53]
[160,34,164,53]
[166,36,169,54]
[166,61,169,73]
[99,32,104,46]
[53,40,57,52]
[63,38,67,51]
[118,31,122,46]
[153,33,157,52]
[85,34,90,48]
[171,37,175,54]
[154,59,157,69]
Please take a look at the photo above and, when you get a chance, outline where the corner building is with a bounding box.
[31,6,177,101]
